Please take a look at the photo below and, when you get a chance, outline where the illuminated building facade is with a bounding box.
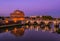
[10,10,25,22]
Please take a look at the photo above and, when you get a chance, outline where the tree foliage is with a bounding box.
[42,16,53,20]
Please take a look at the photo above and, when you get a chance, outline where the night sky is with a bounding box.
[0,0,60,18]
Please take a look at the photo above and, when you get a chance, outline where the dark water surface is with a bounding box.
[0,25,60,41]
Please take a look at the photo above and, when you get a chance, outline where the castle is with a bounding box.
[5,10,25,23]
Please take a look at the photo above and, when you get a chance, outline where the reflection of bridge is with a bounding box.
[0,25,60,35]
[25,19,60,25]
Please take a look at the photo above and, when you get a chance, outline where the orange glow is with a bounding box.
[5,29,8,32]
[19,28,24,31]
[14,21,17,23]
[18,18,24,20]
[11,27,24,36]
[10,10,25,22]
[26,21,29,23]
[14,20,17,23]
[12,18,17,23]
[13,28,17,33]
[5,20,8,23]
[26,25,29,28]
[12,18,24,22]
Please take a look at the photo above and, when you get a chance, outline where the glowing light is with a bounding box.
[26,21,29,23]
[14,20,17,23]
[54,21,56,24]
[10,10,25,22]
[26,25,29,28]
[19,28,24,31]
[5,20,8,23]
[5,29,8,32]
[16,11,20,13]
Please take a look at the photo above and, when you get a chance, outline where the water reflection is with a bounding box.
[0,25,60,37]
[11,27,24,37]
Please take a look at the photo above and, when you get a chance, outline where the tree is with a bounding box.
[42,16,53,20]
[36,16,40,18]
[0,16,5,20]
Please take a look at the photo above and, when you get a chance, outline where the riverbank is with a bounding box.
[0,24,22,28]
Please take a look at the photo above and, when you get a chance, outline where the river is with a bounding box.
[0,25,60,41]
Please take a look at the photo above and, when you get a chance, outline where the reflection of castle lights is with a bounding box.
[13,27,17,33]
[11,27,25,37]
[5,29,8,32]
[19,28,24,31]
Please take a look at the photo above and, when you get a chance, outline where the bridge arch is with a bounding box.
[47,22,54,28]
[40,21,46,28]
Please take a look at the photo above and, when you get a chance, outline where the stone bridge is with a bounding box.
[25,19,60,25]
